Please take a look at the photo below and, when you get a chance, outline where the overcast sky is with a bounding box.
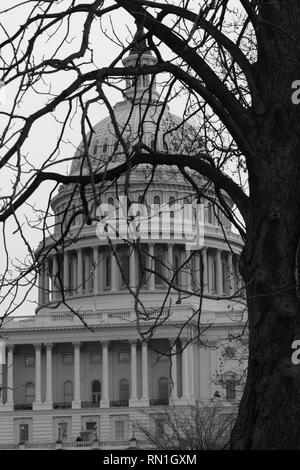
[0,0,243,317]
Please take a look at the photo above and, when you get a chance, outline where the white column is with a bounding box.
[148,244,155,291]
[185,249,192,291]
[167,243,173,280]
[101,341,109,407]
[140,341,149,405]
[77,248,82,294]
[210,342,218,398]
[63,251,69,294]
[72,341,81,408]
[129,340,138,405]
[85,252,90,293]
[38,265,45,305]
[34,343,42,405]
[170,339,178,401]
[44,260,49,303]
[181,339,190,400]
[93,247,99,294]
[52,254,58,300]
[216,250,223,295]
[202,248,208,293]
[45,343,53,406]
[6,345,14,407]
[228,252,234,295]
[129,247,136,289]
[111,251,117,292]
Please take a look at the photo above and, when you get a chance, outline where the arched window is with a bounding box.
[153,195,161,235]
[158,377,169,400]
[120,247,130,287]
[25,382,35,405]
[92,139,100,156]
[68,257,73,293]
[91,380,101,404]
[105,253,111,289]
[138,252,147,287]
[155,252,164,285]
[209,253,217,292]
[119,379,129,402]
[225,378,236,401]
[168,196,175,237]
[169,196,175,217]
[63,381,73,403]
[82,256,86,293]
[207,203,213,224]
[153,195,160,206]
[103,142,108,154]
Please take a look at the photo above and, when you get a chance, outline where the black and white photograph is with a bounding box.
[0,0,298,455]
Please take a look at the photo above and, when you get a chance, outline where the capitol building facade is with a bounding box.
[0,33,246,449]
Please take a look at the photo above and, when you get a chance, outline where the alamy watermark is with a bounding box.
[291,81,300,105]
[95,196,205,250]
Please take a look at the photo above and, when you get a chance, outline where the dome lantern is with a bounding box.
[122,19,159,102]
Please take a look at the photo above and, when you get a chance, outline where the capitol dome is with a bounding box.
[70,36,202,176]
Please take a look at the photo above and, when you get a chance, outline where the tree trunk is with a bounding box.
[231,207,300,449]
[230,109,300,449]
[229,1,300,449]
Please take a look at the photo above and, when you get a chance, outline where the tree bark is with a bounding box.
[230,1,300,449]
[230,103,300,450]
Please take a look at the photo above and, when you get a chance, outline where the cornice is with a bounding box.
[3,319,245,336]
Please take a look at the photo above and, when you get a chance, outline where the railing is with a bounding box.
[81,401,100,408]
[0,440,152,450]
[14,403,33,411]
[51,314,73,321]
[24,442,56,449]
[63,441,92,448]
[109,400,129,407]
[149,398,169,406]
[108,312,131,319]
[53,402,72,409]
[2,305,202,329]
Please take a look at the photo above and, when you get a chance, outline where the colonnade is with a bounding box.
[0,339,193,409]
[38,244,242,305]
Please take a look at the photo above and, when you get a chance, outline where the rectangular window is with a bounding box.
[115,421,125,441]
[119,352,129,363]
[63,353,73,365]
[58,422,68,441]
[19,424,29,443]
[91,352,101,364]
[25,356,35,367]
[226,380,236,400]
[86,421,97,431]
